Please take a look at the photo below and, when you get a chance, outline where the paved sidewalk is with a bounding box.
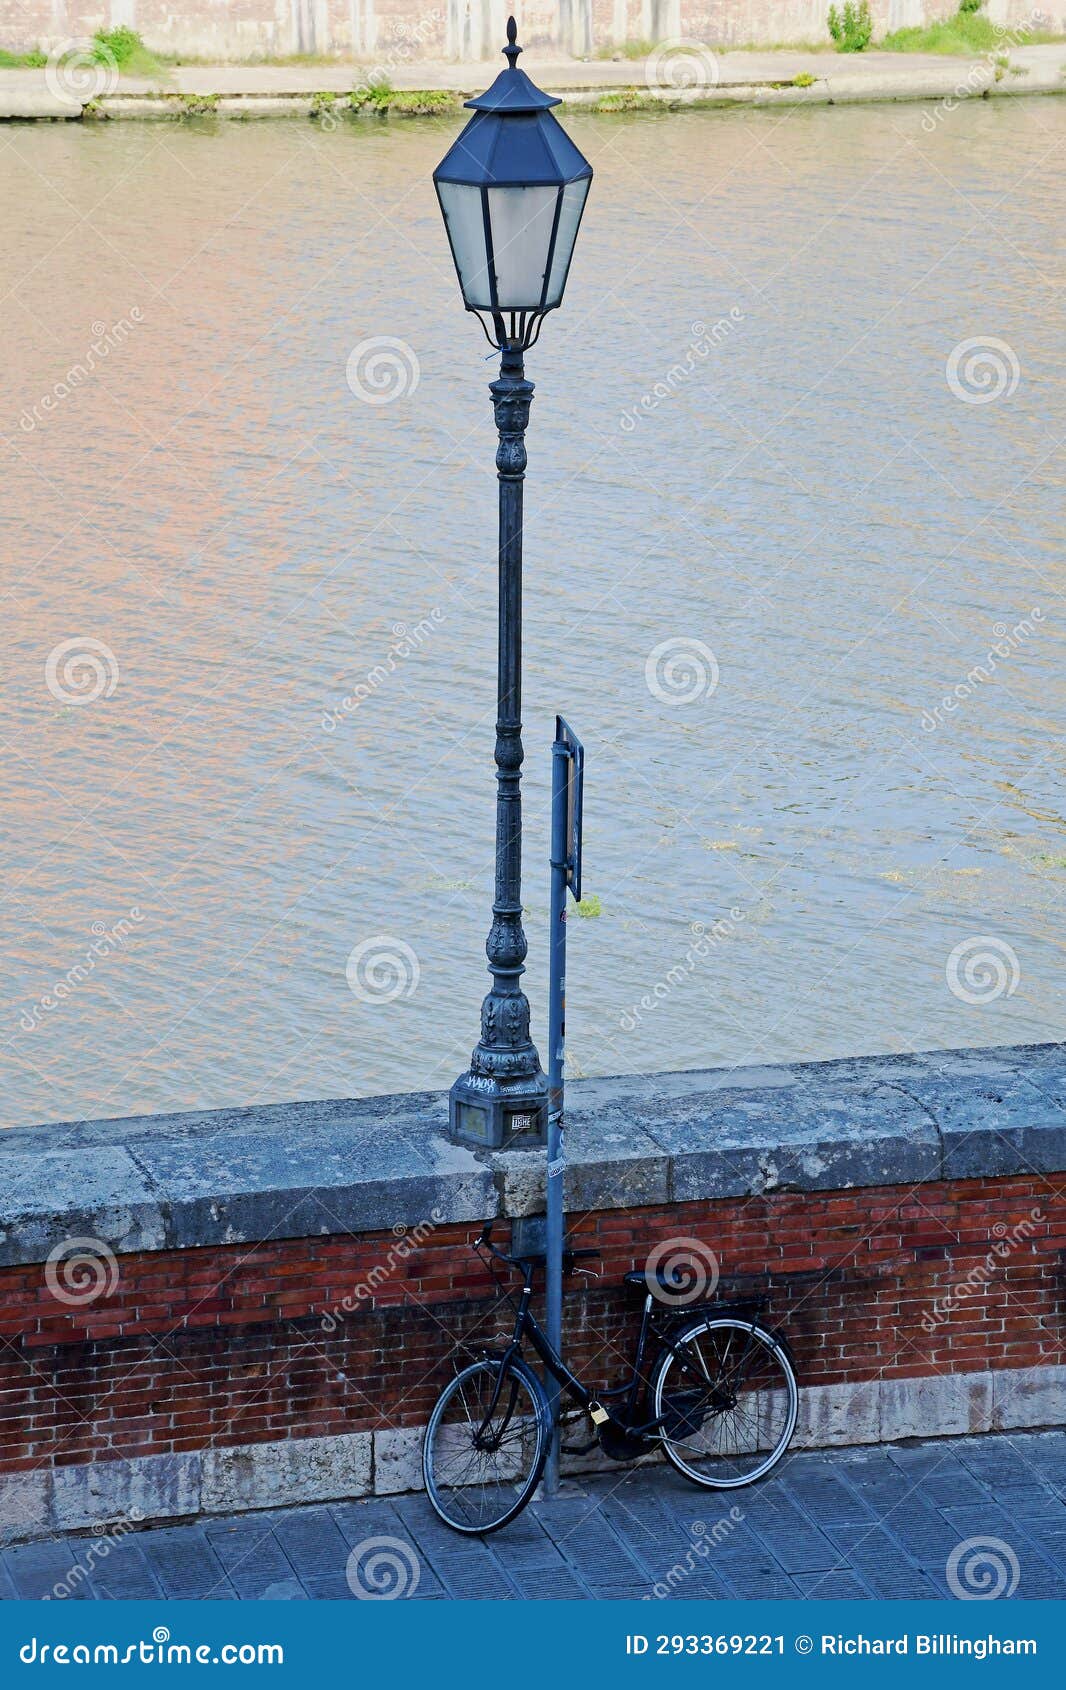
[2,1430,1063,1600]
[1,43,1064,119]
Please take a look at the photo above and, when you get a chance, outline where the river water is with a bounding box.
[2,99,1063,1132]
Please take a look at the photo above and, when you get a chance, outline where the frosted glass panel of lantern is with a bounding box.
[437,181,492,309]
[486,186,559,309]
[544,178,590,307]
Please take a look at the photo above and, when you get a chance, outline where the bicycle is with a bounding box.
[422,1222,799,1535]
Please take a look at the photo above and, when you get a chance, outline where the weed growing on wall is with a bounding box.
[828,2,873,52]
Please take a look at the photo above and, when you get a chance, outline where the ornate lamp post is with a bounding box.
[433,18,592,1150]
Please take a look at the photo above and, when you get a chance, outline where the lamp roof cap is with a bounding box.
[463,16,561,111]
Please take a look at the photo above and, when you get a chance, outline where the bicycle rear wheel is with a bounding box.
[422,1356,549,1534]
[653,1315,798,1488]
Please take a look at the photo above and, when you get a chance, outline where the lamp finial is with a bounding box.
[503,15,521,65]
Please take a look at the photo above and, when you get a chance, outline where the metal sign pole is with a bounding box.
[544,717,583,1497]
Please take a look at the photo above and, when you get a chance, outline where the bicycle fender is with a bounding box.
[666,1306,798,1372]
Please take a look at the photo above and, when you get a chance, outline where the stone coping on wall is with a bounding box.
[1,1042,1063,1268]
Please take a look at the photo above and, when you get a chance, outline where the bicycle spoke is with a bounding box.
[425,1360,546,1533]
[656,1319,796,1487]
[688,1332,714,1386]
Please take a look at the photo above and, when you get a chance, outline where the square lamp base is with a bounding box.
[449,1071,549,1150]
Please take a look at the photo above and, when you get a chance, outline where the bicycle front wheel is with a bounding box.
[653,1316,798,1489]
[422,1356,549,1534]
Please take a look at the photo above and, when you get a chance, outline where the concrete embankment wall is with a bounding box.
[0,0,1060,61]
[0,1042,1062,1541]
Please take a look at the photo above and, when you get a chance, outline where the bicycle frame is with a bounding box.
[479,1270,690,1442]
[469,1228,783,1455]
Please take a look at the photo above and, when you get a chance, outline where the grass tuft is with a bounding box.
[589,88,668,111]
[596,38,656,60]
[881,8,1061,53]
[176,91,220,115]
[349,81,459,115]
[0,46,46,67]
[91,27,164,77]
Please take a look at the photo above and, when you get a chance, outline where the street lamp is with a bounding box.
[434,17,592,1150]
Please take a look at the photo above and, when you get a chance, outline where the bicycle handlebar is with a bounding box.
[474,1221,600,1276]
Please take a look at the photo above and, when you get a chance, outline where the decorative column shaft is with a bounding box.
[448,347,549,1148]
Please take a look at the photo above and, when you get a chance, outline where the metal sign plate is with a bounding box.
[556,715,584,901]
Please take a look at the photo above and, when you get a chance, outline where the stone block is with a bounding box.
[0,1148,165,1268]
[493,1150,546,1217]
[915,1064,1066,1180]
[373,1426,424,1495]
[879,1370,992,1442]
[201,1433,371,1513]
[793,1378,879,1448]
[563,1112,670,1212]
[0,1471,52,1545]
[991,1364,1066,1430]
[659,1079,940,1200]
[51,1452,201,1533]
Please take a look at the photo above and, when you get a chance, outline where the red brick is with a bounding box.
[0,1173,1059,1470]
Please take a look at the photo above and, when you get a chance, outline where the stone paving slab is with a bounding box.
[867,1501,963,1571]
[134,1525,236,1601]
[794,1570,870,1600]
[3,1430,1063,1602]
[86,1538,164,1601]
[2,1539,95,1601]
[202,1518,299,1600]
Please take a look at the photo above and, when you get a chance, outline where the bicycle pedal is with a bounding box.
[588,1401,610,1425]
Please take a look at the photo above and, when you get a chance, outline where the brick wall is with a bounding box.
[0,1174,1059,1476]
